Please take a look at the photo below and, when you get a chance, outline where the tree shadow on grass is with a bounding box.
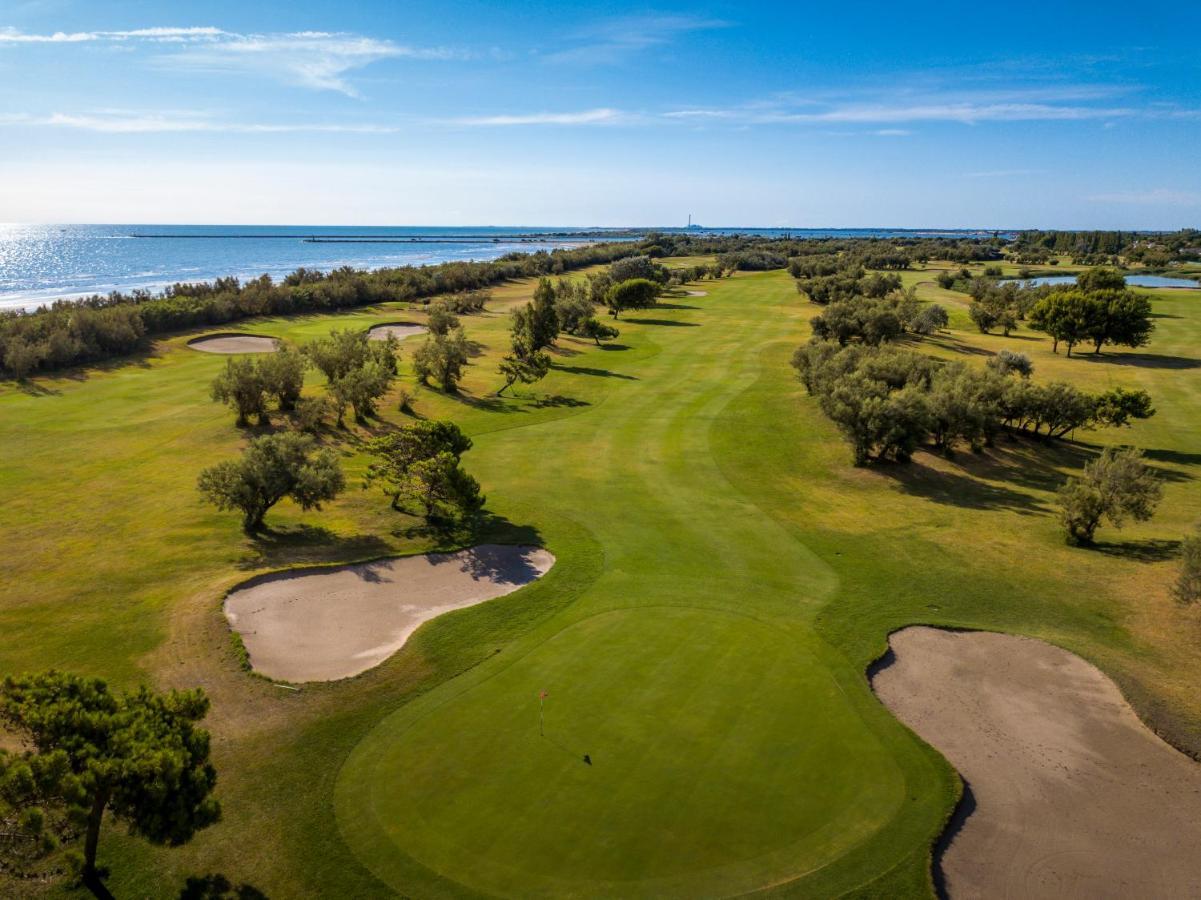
[10,379,62,396]
[1144,448,1201,468]
[913,334,992,357]
[552,364,637,380]
[83,872,115,900]
[1078,352,1201,370]
[950,436,1093,493]
[597,343,631,351]
[473,511,544,547]
[532,394,590,409]
[446,390,526,414]
[622,317,700,327]
[653,302,701,310]
[1089,538,1181,563]
[236,525,393,571]
[178,873,268,900]
[878,453,1050,515]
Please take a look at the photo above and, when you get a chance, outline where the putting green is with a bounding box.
[337,607,903,897]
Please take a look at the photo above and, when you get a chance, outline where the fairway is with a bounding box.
[335,272,941,897]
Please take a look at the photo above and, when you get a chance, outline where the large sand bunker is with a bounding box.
[685,289,708,297]
[872,626,1201,899]
[189,333,279,354]
[368,323,427,341]
[225,545,554,682]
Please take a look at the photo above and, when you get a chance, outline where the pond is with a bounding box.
[1012,274,1199,289]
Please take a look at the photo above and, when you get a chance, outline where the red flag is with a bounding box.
[539,690,549,700]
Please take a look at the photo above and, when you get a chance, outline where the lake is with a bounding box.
[1015,274,1199,289]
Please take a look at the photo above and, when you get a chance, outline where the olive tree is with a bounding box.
[0,672,220,887]
[303,329,397,383]
[413,327,470,392]
[256,345,307,412]
[197,432,344,531]
[210,358,266,426]
[330,361,394,424]
[426,301,461,337]
[1058,446,1162,545]
[553,281,596,334]
[909,303,949,335]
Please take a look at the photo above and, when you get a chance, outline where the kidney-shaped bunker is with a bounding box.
[225,544,554,682]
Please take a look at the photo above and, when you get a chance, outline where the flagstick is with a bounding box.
[539,694,545,736]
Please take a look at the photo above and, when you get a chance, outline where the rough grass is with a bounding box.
[0,264,1198,898]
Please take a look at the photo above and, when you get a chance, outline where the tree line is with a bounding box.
[0,240,641,378]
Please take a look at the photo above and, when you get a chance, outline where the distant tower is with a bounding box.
[687,213,692,228]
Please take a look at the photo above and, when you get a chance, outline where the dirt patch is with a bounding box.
[188,334,279,354]
[224,544,554,683]
[368,323,427,342]
[685,290,708,297]
[872,626,1201,898]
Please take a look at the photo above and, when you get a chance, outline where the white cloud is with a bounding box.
[444,108,627,126]
[3,110,400,134]
[0,26,456,94]
[664,101,1134,125]
[548,14,728,64]
[0,26,226,43]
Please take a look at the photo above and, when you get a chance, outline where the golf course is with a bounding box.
[2,254,1201,897]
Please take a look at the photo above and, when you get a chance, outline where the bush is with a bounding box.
[1172,526,1201,603]
[986,349,1033,379]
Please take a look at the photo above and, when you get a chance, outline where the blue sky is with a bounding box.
[1,0,1199,227]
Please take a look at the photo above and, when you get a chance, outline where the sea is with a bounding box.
[0,224,1008,313]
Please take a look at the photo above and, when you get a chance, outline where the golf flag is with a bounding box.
[538,689,548,735]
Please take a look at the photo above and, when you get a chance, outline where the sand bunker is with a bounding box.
[225,544,554,683]
[872,626,1201,898]
[685,289,708,297]
[189,334,279,354]
[368,323,427,342]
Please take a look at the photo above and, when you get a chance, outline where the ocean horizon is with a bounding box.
[0,223,1010,313]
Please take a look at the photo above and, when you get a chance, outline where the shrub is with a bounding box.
[1172,526,1201,603]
